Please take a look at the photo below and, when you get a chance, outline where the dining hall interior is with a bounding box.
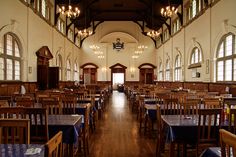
[0,0,236,157]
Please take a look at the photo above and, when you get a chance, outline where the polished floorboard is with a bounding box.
[89,91,156,157]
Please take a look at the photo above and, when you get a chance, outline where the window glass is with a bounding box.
[0,58,4,80]
[225,35,233,56]
[216,33,235,81]
[42,0,46,17]
[217,61,224,81]
[6,59,13,80]
[15,60,20,80]
[225,59,232,81]
[218,43,224,58]
[66,60,71,81]
[14,41,20,57]
[6,35,13,55]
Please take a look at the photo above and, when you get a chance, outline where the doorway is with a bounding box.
[112,73,124,90]
[110,63,127,91]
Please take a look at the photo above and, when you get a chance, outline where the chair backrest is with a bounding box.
[163,98,180,115]
[204,98,221,109]
[229,108,236,134]
[197,108,222,145]
[220,129,236,157]
[0,119,30,144]
[15,96,35,107]
[41,97,62,115]
[61,94,76,114]
[156,104,162,133]
[45,131,63,157]
[0,100,9,107]
[182,98,200,116]
[0,107,26,118]
[25,108,49,143]
[83,104,91,138]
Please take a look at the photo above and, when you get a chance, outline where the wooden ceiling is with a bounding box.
[55,0,182,32]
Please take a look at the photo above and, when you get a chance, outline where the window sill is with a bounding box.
[188,63,201,69]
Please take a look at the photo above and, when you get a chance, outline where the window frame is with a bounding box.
[165,59,170,81]
[174,54,181,81]
[189,47,202,69]
[0,33,22,81]
[159,62,163,81]
[216,33,236,82]
[74,62,79,81]
[66,59,71,81]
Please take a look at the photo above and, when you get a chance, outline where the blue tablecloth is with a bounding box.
[48,115,82,144]
[200,147,221,157]
[0,144,44,157]
[162,115,199,144]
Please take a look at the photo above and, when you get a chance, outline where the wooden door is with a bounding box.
[37,65,48,90]
[48,67,59,89]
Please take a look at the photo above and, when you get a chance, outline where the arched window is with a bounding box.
[216,33,236,81]
[0,33,22,81]
[159,62,163,81]
[56,54,62,80]
[175,55,181,81]
[66,59,71,81]
[191,47,202,64]
[74,63,79,81]
[165,59,170,81]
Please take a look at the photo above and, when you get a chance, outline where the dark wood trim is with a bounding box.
[80,63,99,69]
[138,63,156,69]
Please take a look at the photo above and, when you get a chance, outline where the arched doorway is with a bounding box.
[138,63,156,84]
[109,63,127,91]
[80,63,98,84]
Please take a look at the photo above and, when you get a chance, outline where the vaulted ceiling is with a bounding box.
[55,0,182,32]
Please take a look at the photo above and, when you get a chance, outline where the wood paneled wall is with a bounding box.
[1,81,236,96]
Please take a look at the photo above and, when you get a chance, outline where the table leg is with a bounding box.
[169,142,175,157]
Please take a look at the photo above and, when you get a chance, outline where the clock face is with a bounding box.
[45,50,48,56]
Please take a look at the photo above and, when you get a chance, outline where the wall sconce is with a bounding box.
[102,67,107,72]
[28,66,32,74]
[130,67,135,73]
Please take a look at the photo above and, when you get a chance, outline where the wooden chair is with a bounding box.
[0,100,9,107]
[61,94,76,114]
[45,131,63,157]
[204,98,221,109]
[228,108,236,134]
[78,105,90,157]
[41,97,62,115]
[0,119,30,144]
[0,107,26,119]
[196,108,222,156]
[156,104,163,157]
[182,98,200,116]
[220,129,236,157]
[15,96,35,107]
[163,98,180,115]
[25,108,49,144]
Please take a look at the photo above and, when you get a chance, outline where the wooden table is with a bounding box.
[0,144,44,157]
[48,114,82,157]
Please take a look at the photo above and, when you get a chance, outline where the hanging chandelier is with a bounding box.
[98,55,105,59]
[94,50,103,55]
[78,29,93,37]
[161,6,178,18]
[132,55,139,59]
[89,45,100,51]
[147,30,160,38]
[58,0,80,18]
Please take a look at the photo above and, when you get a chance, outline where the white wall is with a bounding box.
[0,0,82,82]
[1,0,235,83]
[156,0,236,82]
[81,21,156,82]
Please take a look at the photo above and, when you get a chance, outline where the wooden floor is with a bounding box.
[89,91,156,157]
